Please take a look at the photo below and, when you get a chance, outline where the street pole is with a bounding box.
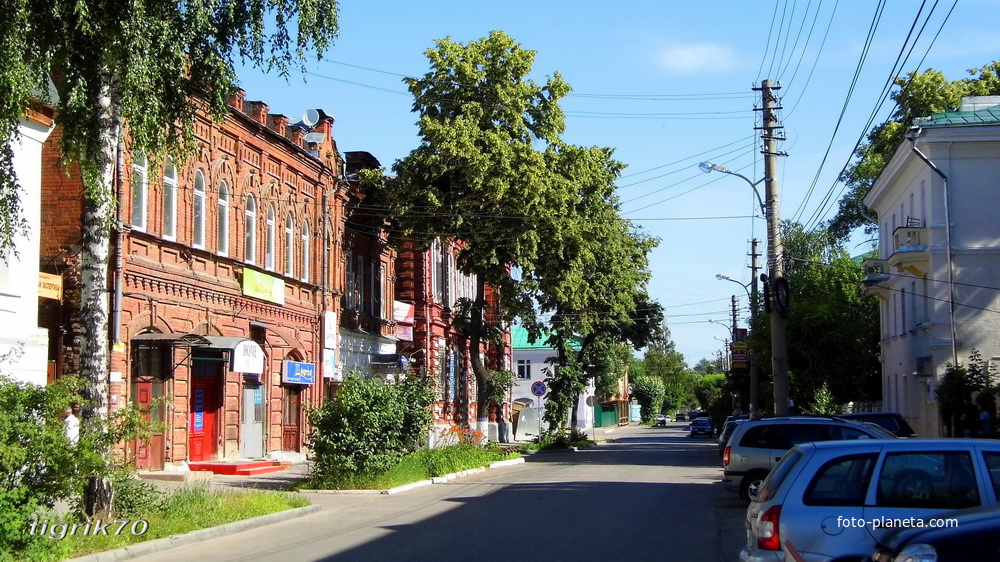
[749,238,760,416]
[757,79,790,416]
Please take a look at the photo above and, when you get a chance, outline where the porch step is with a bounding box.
[188,460,287,476]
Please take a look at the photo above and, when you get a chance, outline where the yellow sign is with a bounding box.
[242,269,285,305]
[731,341,748,351]
[38,272,63,300]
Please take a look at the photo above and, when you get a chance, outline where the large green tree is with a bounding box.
[1,0,339,515]
[829,62,1000,239]
[364,31,572,434]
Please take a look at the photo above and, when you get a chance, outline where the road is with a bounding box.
[136,423,748,561]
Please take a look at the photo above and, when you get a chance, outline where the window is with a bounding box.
[301,221,310,282]
[244,194,257,264]
[130,153,147,230]
[193,170,206,248]
[804,454,877,506]
[217,181,229,256]
[877,451,980,509]
[982,452,1000,499]
[162,158,176,239]
[517,359,531,379]
[345,248,355,309]
[284,213,294,277]
[373,262,383,318]
[265,204,275,270]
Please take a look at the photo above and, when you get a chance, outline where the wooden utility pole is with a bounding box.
[749,238,760,416]
[756,79,790,416]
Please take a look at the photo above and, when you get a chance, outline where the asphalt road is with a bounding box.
[135,423,748,561]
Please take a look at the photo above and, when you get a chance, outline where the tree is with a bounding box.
[363,31,572,435]
[642,324,694,412]
[1,0,340,516]
[829,62,1000,239]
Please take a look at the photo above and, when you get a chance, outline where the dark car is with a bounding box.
[675,413,686,422]
[717,419,746,456]
[839,412,917,437]
[689,417,713,437]
[871,504,1000,561]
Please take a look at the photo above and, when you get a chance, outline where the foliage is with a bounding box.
[308,373,435,483]
[542,363,584,431]
[935,349,996,437]
[805,383,840,416]
[521,429,594,450]
[485,369,516,407]
[641,325,695,412]
[446,424,485,445]
[630,374,666,422]
[829,61,1000,239]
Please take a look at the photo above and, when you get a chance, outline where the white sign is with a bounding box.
[323,311,338,349]
[230,340,265,374]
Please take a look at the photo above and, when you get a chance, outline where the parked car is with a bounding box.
[740,439,1000,562]
[719,419,747,456]
[675,413,687,422]
[689,417,713,437]
[655,414,667,427]
[723,416,893,501]
[839,412,918,438]
[871,504,1000,562]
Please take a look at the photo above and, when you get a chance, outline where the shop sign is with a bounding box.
[231,340,265,374]
[38,272,62,300]
[283,360,316,385]
[242,269,285,305]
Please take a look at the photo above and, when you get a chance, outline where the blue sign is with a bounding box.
[193,387,204,431]
[531,381,547,397]
[283,360,316,385]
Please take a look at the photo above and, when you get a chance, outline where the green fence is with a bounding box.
[594,405,618,428]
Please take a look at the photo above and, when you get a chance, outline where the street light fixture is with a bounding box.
[699,162,767,218]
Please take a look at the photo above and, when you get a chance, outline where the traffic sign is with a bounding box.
[530,381,547,397]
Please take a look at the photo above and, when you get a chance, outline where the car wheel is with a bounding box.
[894,471,933,502]
[740,471,767,502]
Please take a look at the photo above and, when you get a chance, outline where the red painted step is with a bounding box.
[188,460,287,476]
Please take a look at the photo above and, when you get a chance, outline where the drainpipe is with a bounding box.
[112,138,125,344]
[908,127,958,367]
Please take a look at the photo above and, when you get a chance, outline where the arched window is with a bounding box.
[265,204,276,270]
[217,181,229,256]
[162,158,177,239]
[284,212,294,277]
[193,170,206,248]
[130,153,147,231]
[301,221,310,282]
[245,194,257,264]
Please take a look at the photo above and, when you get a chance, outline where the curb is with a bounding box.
[299,457,526,495]
[68,504,322,562]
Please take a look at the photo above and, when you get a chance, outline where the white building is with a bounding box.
[863,96,1000,438]
[511,326,595,440]
[0,108,56,385]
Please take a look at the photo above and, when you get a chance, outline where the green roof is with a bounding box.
[511,326,580,350]
[918,106,1000,128]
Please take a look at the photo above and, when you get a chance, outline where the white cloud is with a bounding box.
[657,43,737,74]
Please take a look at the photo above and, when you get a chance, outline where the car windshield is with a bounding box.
[858,421,897,439]
[693,418,711,425]
[755,449,803,503]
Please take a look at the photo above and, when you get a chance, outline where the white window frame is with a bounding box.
[285,213,294,277]
[192,170,206,248]
[517,359,531,379]
[265,204,276,271]
[131,153,147,231]
[301,221,310,282]
[162,158,176,240]
[217,180,229,256]
[245,194,257,264]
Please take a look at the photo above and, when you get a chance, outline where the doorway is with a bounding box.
[241,380,265,458]
[131,344,167,470]
[282,385,301,452]
[189,350,224,462]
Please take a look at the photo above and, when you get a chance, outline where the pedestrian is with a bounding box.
[64,402,80,444]
[498,402,510,444]
[961,397,979,438]
[978,403,992,438]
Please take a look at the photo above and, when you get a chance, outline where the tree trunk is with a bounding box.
[79,69,120,518]
[470,275,491,441]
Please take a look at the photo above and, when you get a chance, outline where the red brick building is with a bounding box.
[393,239,512,445]
[39,91,373,469]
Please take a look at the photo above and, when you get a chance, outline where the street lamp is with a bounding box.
[717,273,759,416]
[700,160,790,416]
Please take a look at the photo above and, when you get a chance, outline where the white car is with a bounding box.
[740,439,1000,561]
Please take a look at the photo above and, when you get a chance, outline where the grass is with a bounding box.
[300,444,521,490]
[20,486,310,561]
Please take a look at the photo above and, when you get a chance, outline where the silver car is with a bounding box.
[740,439,1000,562]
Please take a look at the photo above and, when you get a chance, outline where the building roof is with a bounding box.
[511,326,580,351]
[917,105,1000,128]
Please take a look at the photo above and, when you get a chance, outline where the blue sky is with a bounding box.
[237,0,999,365]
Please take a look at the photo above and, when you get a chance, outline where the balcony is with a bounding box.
[861,258,891,300]
[887,225,929,276]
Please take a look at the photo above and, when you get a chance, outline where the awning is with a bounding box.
[130,333,264,374]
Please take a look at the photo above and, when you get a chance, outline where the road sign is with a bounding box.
[531,381,547,397]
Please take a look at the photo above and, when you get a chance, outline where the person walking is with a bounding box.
[978,403,992,438]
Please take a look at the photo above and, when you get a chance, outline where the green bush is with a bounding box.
[308,373,434,483]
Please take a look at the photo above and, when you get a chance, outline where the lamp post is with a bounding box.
[717,274,759,416]
[701,156,789,415]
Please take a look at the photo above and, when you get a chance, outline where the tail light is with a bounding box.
[756,505,782,551]
[723,446,731,467]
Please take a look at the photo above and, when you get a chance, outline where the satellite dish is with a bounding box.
[301,109,320,127]
[304,132,326,144]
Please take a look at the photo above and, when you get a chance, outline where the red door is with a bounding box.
[189,356,222,461]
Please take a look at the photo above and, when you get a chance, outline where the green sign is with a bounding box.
[242,269,285,305]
